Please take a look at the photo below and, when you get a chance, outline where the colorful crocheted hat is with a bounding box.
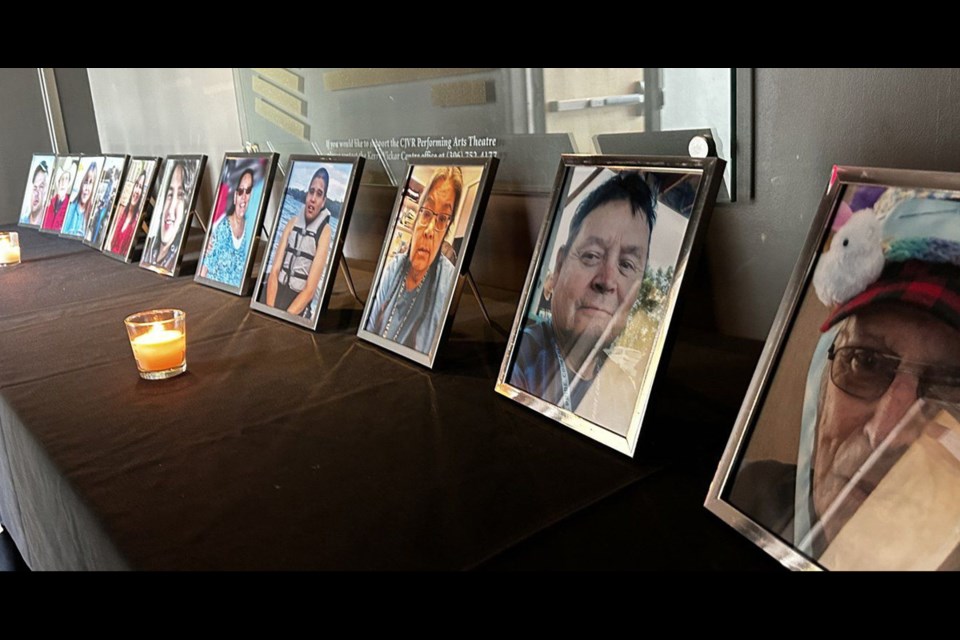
[816,196,960,332]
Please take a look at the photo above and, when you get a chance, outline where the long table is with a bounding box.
[0,227,661,570]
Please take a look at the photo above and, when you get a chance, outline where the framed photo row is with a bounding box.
[250,155,365,330]
[194,152,279,296]
[356,158,499,368]
[495,155,725,457]
[20,153,132,250]
[707,166,960,571]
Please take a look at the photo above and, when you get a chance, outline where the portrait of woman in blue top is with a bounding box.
[199,167,259,288]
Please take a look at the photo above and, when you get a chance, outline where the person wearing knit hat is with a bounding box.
[732,190,960,566]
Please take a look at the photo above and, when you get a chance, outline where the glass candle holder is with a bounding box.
[0,232,21,267]
[124,309,187,380]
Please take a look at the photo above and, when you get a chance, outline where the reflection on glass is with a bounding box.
[507,165,701,436]
[233,68,733,193]
[728,185,960,570]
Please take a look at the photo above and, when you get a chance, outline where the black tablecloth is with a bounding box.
[0,227,659,570]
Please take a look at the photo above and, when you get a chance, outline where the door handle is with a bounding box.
[548,81,647,114]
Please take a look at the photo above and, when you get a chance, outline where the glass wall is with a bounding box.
[233,68,734,195]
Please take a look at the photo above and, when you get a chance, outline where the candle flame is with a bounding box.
[148,322,166,336]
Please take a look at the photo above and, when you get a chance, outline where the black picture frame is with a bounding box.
[250,154,364,330]
[194,152,279,296]
[139,155,207,277]
[357,157,499,368]
[101,156,161,263]
[83,154,130,250]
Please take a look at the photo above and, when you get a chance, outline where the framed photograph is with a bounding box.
[101,157,160,263]
[250,155,364,329]
[60,155,105,239]
[195,152,279,296]
[707,166,960,571]
[139,155,207,277]
[495,155,725,456]
[357,158,500,368]
[83,154,129,249]
[39,155,80,234]
[18,153,56,229]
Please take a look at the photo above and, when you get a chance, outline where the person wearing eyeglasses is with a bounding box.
[200,167,256,287]
[731,196,960,564]
[365,166,463,353]
[507,171,656,432]
[262,167,334,318]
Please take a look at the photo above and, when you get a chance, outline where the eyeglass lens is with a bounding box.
[830,346,960,403]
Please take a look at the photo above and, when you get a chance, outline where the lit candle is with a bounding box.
[131,323,186,372]
[0,233,21,266]
[124,309,187,380]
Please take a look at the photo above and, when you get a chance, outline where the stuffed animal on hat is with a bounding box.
[813,208,885,307]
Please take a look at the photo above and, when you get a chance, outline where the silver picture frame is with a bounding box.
[707,165,960,571]
[495,154,725,457]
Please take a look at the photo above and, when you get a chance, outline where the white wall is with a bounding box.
[0,69,54,224]
[87,68,242,217]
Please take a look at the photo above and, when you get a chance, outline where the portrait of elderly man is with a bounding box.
[508,171,659,433]
[730,192,960,570]
[364,166,464,354]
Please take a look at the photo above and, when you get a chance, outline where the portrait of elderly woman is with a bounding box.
[362,161,497,363]
[724,176,960,571]
[498,158,721,454]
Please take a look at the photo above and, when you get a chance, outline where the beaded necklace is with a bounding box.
[382,263,427,341]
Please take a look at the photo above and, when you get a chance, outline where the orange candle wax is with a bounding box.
[130,323,186,372]
[0,239,20,266]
